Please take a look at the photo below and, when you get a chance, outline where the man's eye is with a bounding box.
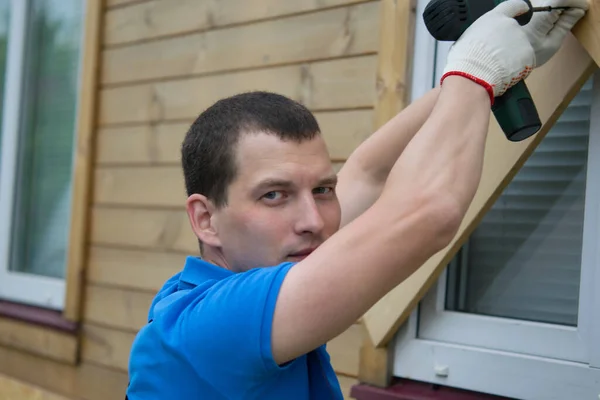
[313,187,333,195]
[263,191,283,200]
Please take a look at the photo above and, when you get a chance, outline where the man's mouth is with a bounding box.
[288,248,315,259]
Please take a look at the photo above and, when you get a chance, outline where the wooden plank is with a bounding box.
[101,2,379,84]
[362,34,597,348]
[96,110,374,165]
[106,0,150,8]
[0,346,128,400]
[372,0,415,130]
[0,373,69,400]
[328,323,363,377]
[87,246,184,291]
[105,0,372,46]
[63,0,102,323]
[572,0,600,67]
[90,207,197,253]
[84,285,155,331]
[338,375,359,400]
[93,166,185,206]
[99,55,377,125]
[82,324,135,371]
[0,317,78,364]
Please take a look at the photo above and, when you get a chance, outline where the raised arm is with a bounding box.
[269,0,589,365]
[336,87,441,228]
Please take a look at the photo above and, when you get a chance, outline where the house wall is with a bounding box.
[0,0,387,399]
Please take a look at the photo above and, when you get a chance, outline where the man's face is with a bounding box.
[212,131,341,272]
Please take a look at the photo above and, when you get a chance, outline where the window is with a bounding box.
[0,0,85,310]
[394,2,600,399]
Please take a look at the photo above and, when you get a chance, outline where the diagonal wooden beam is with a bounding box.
[362,7,600,347]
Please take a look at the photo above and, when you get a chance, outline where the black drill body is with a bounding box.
[423,0,542,141]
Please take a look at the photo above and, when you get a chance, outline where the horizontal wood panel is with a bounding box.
[106,0,149,8]
[102,2,379,84]
[91,207,197,253]
[82,324,135,371]
[0,373,68,400]
[99,55,377,125]
[105,0,373,46]
[0,346,128,400]
[328,323,362,377]
[81,320,362,374]
[94,166,185,206]
[87,246,185,291]
[84,285,155,331]
[0,317,77,364]
[96,109,373,165]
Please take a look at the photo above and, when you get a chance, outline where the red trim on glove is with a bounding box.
[441,71,495,106]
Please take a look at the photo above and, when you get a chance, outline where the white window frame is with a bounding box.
[0,0,85,310]
[393,2,600,399]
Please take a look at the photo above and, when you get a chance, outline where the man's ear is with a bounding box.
[186,194,222,248]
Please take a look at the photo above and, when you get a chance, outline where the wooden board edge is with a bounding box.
[63,0,103,322]
[362,32,597,348]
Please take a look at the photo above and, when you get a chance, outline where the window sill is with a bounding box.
[350,379,515,400]
[0,300,79,365]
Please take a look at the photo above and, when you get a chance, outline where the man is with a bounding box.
[126,0,588,398]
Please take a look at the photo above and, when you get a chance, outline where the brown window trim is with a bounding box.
[351,378,515,400]
[0,300,78,334]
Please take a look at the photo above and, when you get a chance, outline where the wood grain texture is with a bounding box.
[93,166,185,206]
[99,55,377,125]
[106,0,151,9]
[0,317,78,364]
[0,346,128,400]
[104,0,373,46]
[83,285,155,331]
[81,324,136,371]
[101,2,379,84]
[95,109,374,165]
[87,246,185,291]
[362,34,597,348]
[63,0,102,322]
[90,207,197,253]
[0,373,69,400]
[328,323,363,377]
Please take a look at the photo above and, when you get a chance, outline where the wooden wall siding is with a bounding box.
[105,0,373,46]
[101,2,379,85]
[0,373,69,400]
[56,1,382,399]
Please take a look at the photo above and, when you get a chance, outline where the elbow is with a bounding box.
[421,195,464,252]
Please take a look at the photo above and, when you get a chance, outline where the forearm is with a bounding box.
[380,76,491,223]
[344,87,441,183]
[272,77,491,364]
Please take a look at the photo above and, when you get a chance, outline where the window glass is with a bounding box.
[0,1,10,169]
[9,0,83,279]
[445,79,593,326]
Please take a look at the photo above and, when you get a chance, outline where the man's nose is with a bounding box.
[294,195,325,235]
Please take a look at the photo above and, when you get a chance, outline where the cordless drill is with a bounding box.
[423,0,551,142]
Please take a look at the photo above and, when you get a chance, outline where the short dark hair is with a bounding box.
[181,91,321,208]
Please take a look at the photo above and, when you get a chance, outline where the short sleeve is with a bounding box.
[177,262,296,389]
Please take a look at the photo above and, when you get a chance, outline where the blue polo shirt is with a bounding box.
[126,256,344,399]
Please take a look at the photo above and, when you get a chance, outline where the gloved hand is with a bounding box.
[441,0,536,104]
[523,0,589,67]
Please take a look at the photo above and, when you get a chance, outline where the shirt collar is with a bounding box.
[180,256,233,287]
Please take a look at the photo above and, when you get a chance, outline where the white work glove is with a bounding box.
[523,0,589,67]
[441,0,536,104]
